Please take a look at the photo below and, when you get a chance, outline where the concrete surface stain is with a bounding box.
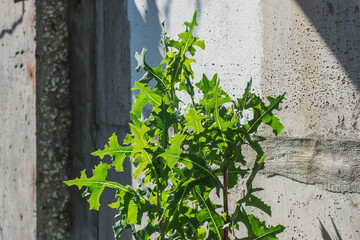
[27,1,35,32]
[327,2,334,16]
[27,59,35,94]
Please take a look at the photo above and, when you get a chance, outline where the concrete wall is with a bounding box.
[0,0,36,239]
[258,1,360,239]
[68,1,132,239]
[128,0,360,239]
[1,0,358,239]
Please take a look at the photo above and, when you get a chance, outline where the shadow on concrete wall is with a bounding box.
[128,0,163,65]
[319,217,343,240]
[69,0,132,239]
[295,0,360,91]
[128,0,164,119]
[0,0,24,40]
[128,0,202,118]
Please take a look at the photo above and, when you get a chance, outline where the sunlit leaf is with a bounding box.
[65,163,132,210]
[184,108,206,133]
[132,81,162,118]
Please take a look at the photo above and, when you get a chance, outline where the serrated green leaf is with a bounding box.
[135,48,147,73]
[236,79,253,112]
[184,108,205,133]
[132,81,162,118]
[109,194,142,225]
[248,214,285,239]
[129,123,152,173]
[247,194,272,217]
[135,48,167,90]
[91,133,133,172]
[113,220,128,240]
[208,81,234,133]
[160,133,186,169]
[200,80,232,116]
[227,163,249,189]
[193,40,205,50]
[197,227,207,239]
[194,187,223,239]
[196,74,217,93]
[125,200,140,224]
[149,99,182,148]
[65,163,132,210]
[183,58,196,76]
[245,93,286,136]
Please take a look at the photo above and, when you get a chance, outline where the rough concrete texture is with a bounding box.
[0,0,36,239]
[258,0,360,238]
[69,1,132,239]
[35,0,71,239]
[262,0,360,140]
[254,175,360,239]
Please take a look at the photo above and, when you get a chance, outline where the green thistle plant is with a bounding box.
[66,11,286,240]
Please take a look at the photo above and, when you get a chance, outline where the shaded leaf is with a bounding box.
[91,133,133,172]
[194,187,223,239]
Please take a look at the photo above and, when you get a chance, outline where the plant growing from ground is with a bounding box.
[66,11,286,240]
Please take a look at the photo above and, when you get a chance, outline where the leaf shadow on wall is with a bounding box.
[128,0,163,119]
[128,0,202,119]
[319,217,343,240]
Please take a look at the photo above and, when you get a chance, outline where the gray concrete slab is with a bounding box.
[0,0,36,239]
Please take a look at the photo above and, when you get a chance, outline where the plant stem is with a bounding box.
[192,200,199,240]
[156,175,164,240]
[223,158,229,240]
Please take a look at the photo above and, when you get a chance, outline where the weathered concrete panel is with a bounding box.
[254,175,360,239]
[261,137,360,193]
[261,0,360,192]
[262,0,360,140]
[0,0,36,239]
[260,0,360,238]
[69,0,131,239]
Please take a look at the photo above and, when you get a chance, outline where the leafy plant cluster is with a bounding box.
[66,12,286,240]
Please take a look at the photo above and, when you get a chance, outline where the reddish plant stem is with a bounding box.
[156,177,164,240]
[223,159,229,240]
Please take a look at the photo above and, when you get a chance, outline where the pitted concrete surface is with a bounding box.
[0,0,36,239]
[254,175,360,239]
[259,0,360,238]
[262,0,360,140]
